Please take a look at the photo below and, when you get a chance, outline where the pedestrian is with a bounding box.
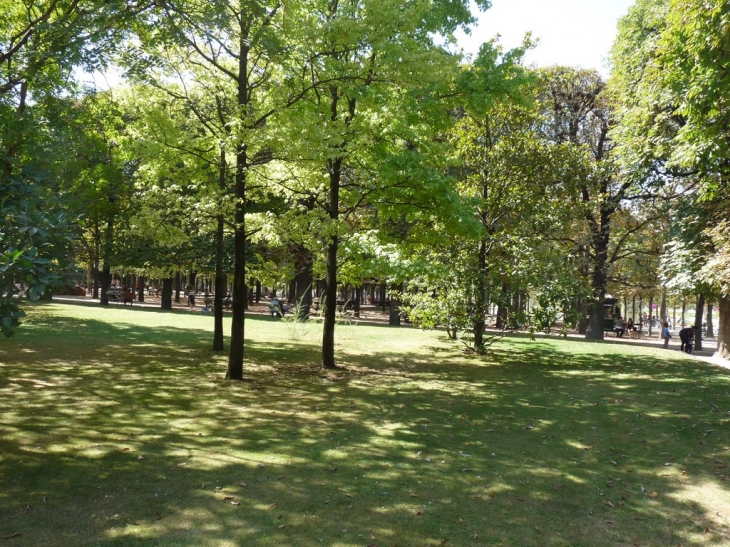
[678,325,696,354]
[662,321,671,349]
[187,287,196,308]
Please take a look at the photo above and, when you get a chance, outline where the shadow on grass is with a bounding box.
[0,306,729,546]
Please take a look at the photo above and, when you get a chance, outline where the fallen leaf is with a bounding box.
[137,455,145,460]
[20,505,31,516]
[704,527,711,533]
[414,511,424,515]
[651,492,659,498]
[516,497,524,502]
[223,496,234,501]
[3,533,21,539]
[231,501,240,506]
[238,482,247,487]
[345,494,353,498]
[277,524,285,530]
[177,462,187,467]
[120,447,130,452]
[409,493,419,498]
[603,501,615,508]
[267,503,277,508]
[258,464,266,468]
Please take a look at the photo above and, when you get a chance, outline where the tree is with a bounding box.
[610,0,730,356]
[0,0,147,334]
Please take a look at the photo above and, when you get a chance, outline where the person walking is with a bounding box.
[678,325,696,354]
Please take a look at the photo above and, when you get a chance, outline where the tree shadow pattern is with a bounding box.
[0,306,729,546]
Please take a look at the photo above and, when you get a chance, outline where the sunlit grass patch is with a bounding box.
[0,302,728,546]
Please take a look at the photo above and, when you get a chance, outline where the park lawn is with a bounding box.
[0,302,729,547]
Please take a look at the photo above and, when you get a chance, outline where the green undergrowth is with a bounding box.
[0,302,729,546]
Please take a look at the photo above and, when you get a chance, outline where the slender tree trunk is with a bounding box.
[226,140,248,380]
[496,284,509,330]
[586,230,609,341]
[681,300,686,328]
[694,293,705,351]
[294,245,313,319]
[660,289,667,325]
[473,239,487,348]
[354,286,362,318]
[174,272,181,303]
[706,300,715,338]
[322,154,341,370]
[99,215,114,306]
[715,295,730,359]
[648,295,653,336]
[212,144,226,351]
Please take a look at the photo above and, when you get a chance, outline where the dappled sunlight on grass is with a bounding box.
[0,303,729,545]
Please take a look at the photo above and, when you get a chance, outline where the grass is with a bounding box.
[0,302,729,547]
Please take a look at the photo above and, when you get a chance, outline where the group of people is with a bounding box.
[614,317,638,338]
[663,323,697,354]
[616,316,698,354]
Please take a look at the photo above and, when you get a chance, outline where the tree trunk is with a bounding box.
[648,294,653,336]
[321,153,341,370]
[585,233,609,341]
[496,284,509,329]
[226,140,248,380]
[161,277,173,310]
[137,275,145,302]
[694,293,705,351]
[473,239,488,348]
[174,272,181,303]
[389,283,402,326]
[293,245,313,319]
[706,300,715,338]
[213,215,225,351]
[660,289,667,325]
[715,295,730,359]
[681,300,686,328]
[354,286,362,318]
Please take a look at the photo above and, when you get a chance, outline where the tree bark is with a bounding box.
[715,295,730,359]
[660,289,667,325]
[321,154,341,370]
[137,275,145,302]
[694,293,705,351]
[473,239,488,348]
[585,221,609,341]
[706,300,714,338]
[293,245,313,319]
[389,283,403,326]
[161,277,173,310]
[226,139,248,380]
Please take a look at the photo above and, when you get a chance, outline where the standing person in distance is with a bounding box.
[662,321,671,349]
